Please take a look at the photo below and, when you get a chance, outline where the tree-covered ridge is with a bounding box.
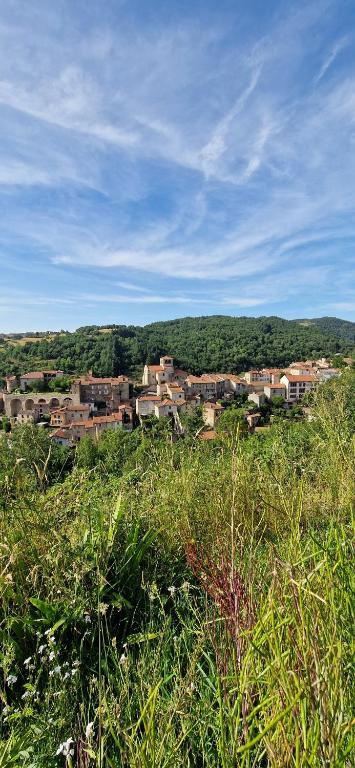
[296,315,355,342]
[0,315,354,380]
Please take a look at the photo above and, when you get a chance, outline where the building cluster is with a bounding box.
[0,353,346,444]
[136,355,342,434]
[0,371,132,445]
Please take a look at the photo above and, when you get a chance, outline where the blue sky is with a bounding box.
[0,0,355,331]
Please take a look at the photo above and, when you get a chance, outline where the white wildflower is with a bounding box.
[72,660,80,667]
[6,674,17,685]
[3,706,9,715]
[21,690,31,699]
[56,737,74,757]
[48,651,56,661]
[24,656,31,667]
[167,586,176,596]
[63,671,69,680]
[54,665,61,674]
[71,667,78,676]
[85,721,94,740]
[84,613,91,623]
[38,644,45,654]
[119,653,127,665]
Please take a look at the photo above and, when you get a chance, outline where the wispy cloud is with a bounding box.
[314,36,348,84]
[0,0,354,329]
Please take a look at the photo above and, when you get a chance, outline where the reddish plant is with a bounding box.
[185,540,255,673]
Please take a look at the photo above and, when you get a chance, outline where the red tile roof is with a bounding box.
[21,371,44,380]
[283,375,317,382]
[92,413,123,424]
[199,430,217,440]
[78,376,128,385]
[51,428,70,439]
[67,403,91,411]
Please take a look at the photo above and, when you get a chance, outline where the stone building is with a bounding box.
[71,375,130,411]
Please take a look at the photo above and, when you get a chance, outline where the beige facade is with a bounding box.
[244,370,270,384]
[203,402,224,428]
[280,374,318,401]
[166,383,185,401]
[5,375,17,393]
[248,392,266,407]
[51,404,91,427]
[263,384,286,400]
[142,357,188,388]
[136,395,161,417]
[154,399,178,418]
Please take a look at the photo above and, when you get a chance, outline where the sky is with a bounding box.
[0,0,355,332]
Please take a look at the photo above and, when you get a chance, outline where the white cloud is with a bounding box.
[314,36,348,84]
[0,0,354,322]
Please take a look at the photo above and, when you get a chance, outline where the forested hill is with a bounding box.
[297,316,355,342]
[0,315,354,379]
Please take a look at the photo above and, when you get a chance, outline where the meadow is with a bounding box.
[0,373,354,767]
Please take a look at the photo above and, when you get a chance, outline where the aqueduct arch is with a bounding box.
[10,399,22,417]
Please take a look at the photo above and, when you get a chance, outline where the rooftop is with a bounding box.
[199,430,217,441]
[78,376,129,385]
[21,371,44,380]
[51,428,70,439]
[283,374,318,382]
[138,395,161,402]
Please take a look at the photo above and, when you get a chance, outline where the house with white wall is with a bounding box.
[280,374,318,402]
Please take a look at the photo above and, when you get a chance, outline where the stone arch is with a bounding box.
[50,397,60,409]
[38,398,47,404]
[10,398,22,417]
[63,397,73,404]
[25,399,35,411]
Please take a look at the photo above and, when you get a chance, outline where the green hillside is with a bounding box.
[296,316,355,343]
[0,315,354,380]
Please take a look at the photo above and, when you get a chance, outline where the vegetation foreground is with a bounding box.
[0,375,354,766]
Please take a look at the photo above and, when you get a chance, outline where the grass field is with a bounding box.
[0,373,354,766]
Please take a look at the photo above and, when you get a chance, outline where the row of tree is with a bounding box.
[1,315,354,381]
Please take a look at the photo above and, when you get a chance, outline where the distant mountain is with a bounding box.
[1,315,354,380]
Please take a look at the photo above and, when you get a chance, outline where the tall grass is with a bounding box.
[0,375,354,766]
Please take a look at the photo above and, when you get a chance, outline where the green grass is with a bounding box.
[0,375,354,766]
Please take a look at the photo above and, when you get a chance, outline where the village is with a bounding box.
[0,354,346,445]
